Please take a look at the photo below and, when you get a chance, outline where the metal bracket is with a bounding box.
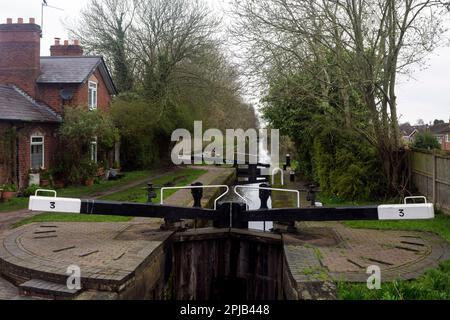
[404,196,428,204]
[35,189,57,197]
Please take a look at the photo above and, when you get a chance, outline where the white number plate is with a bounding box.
[29,196,81,214]
[378,204,434,220]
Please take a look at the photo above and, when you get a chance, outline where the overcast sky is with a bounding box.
[1,0,449,124]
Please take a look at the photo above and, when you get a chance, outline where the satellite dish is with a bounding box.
[60,88,74,101]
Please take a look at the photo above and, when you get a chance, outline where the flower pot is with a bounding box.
[40,179,50,187]
[2,191,17,201]
[84,179,94,187]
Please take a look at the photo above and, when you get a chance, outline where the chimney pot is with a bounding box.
[29,18,35,24]
[64,40,69,46]
[6,18,12,24]
[18,18,23,24]
[54,37,61,45]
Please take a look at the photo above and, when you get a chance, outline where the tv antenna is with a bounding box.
[41,0,64,36]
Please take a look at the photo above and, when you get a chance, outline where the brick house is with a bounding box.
[0,18,117,189]
[430,120,450,151]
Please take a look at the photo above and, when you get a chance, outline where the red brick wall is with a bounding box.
[37,69,112,114]
[444,134,450,151]
[71,69,112,113]
[0,122,58,189]
[0,19,41,97]
[16,124,58,189]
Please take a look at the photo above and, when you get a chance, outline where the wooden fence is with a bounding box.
[410,149,450,213]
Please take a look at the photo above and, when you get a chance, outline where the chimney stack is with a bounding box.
[0,18,41,97]
[50,39,83,57]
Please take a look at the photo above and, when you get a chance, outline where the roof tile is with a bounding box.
[0,85,61,123]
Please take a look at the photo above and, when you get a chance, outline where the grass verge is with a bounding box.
[13,168,207,228]
[100,168,207,204]
[0,170,156,213]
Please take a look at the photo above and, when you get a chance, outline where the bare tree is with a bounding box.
[68,0,137,92]
[130,0,220,98]
[231,0,449,194]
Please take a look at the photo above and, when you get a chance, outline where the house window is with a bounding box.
[30,136,44,170]
[447,134,450,143]
[88,81,98,110]
[91,137,98,163]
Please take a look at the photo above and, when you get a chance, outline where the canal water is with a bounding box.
[222,139,273,232]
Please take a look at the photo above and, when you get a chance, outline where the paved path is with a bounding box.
[164,166,234,207]
[131,166,234,224]
[0,166,234,299]
[0,166,177,300]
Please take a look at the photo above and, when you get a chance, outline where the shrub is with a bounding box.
[2,183,17,192]
[413,131,441,150]
[23,184,41,197]
[57,106,119,185]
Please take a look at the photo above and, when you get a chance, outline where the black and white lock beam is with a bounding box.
[29,191,435,224]
[244,203,435,222]
[28,195,217,220]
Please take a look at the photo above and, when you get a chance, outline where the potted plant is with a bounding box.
[40,169,52,187]
[81,161,98,186]
[52,164,66,189]
[2,183,18,201]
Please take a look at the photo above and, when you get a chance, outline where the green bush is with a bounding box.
[2,183,17,192]
[312,128,387,201]
[413,131,441,150]
[57,106,119,185]
[23,184,41,197]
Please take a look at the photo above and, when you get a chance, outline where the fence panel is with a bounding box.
[410,150,450,213]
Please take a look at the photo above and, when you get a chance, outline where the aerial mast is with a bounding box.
[40,0,64,37]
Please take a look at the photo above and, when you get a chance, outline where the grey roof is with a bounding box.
[430,123,450,135]
[0,85,61,123]
[37,56,117,94]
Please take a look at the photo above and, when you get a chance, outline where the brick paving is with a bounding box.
[0,222,172,290]
[284,222,450,283]
[0,166,234,299]
[278,175,450,284]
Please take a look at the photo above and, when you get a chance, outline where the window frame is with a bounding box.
[91,137,98,163]
[447,134,450,143]
[30,135,45,170]
[88,81,98,110]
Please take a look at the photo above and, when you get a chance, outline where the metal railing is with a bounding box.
[234,185,300,209]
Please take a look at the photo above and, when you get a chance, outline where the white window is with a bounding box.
[91,137,98,163]
[447,134,450,143]
[88,81,98,110]
[30,136,44,170]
